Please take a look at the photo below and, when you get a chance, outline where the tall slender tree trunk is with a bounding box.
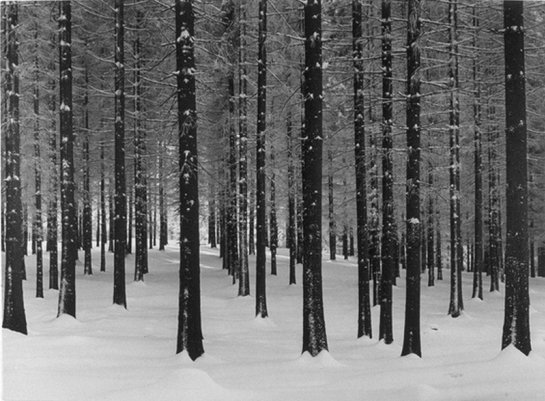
[427,163,434,287]
[113,0,127,308]
[472,3,483,300]
[448,0,463,317]
[47,33,58,289]
[238,1,249,295]
[487,96,500,292]
[175,0,204,360]
[379,0,394,344]
[502,0,530,356]
[134,6,147,281]
[269,145,278,276]
[328,145,336,261]
[354,0,371,339]
[287,108,296,285]
[33,26,44,297]
[401,0,422,358]
[255,0,268,317]
[208,180,216,248]
[57,0,77,318]
[3,3,27,334]
[83,67,92,276]
[302,0,328,356]
[100,137,106,272]
[158,146,167,251]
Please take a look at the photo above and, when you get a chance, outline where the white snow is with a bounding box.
[3,245,545,400]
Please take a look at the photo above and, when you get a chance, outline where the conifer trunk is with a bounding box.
[287,109,296,285]
[83,67,92,276]
[269,146,278,276]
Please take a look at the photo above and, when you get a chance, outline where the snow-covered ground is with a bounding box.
[3,245,545,400]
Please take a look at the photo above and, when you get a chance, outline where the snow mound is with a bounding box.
[355,335,376,346]
[50,314,81,328]
[296,350,344,367]
[98,368,240,401]
[252,316,277,328]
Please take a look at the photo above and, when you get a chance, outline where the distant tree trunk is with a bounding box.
[228,74,238,280]
[472,4,483,299]
[33,26,44,297]
[448,0,463,318]
[427,164,434,287]
[349,227,355,256]
[126,189,132,254]
[354,0,371,339]
[269,145,278,276]
[328,145,336,261]
[208,180,216,248]
[502,0,530,356]
[436,202,443,280]
[3,3,27,334]
[109,186,114,252]
[100,138,106,272]
[248,180,254,254]
[379,0,394,345]
[530,236,535,278]
[47,34,58,289]
[238,0,249,295]
[287,108,296,285]
[302,0,328,356]
[57,0,77,318]
[158,148,168,251]
[401,0,422,358]
[113,0,127,308]
[538,246,545,277]
[134,6,147,281]
[487,101,500,292]
[255,0,268,317]
[369,129,380,306]
[83,67,92,276]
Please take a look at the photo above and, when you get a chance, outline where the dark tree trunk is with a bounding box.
[33,26,44,297]
[427,164,434,287]
[349,227,355,257]
[530,239,535,278]
[472,4,483,299]
[448,0,463,318]
[126,189,132,254]
[3,3,27,334]
[83,67,92,276]
[342,225,348,260]
[401,0,422,358]
[287,108,296,285]
[269,146,278,276]
[57,1,77,318]
[487,103,500,292]
[502,0,530,356]
[369,129,380,307]
[328,146,336,261]
[228,74,238,280]
[538,246,545,277]
[255,0,268,317]
[113,0,127,308]
[158,148,167,251]
[379,0,394,344]
[134,7,147,281]
[175,0,204,360]
[354,0,371,339]
[47,33,58,289]
[302,0,328,356]
[248,179,254,254]
[109,186,114,252]
[208,179,216,248]
[100,137,106,272]
[238,0,249,295]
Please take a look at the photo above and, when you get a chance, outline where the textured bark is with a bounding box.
[269,146,278,276]
[109,186,114,252]
[401,0,422,357]
[228,74,238,280]
[208,179,216,248]
[487,97,500,292]
[255,0,268,317]
[379,0,394,344]
[126,189,132,254]
[175,0,204,360]
[328,146,336,261]
[238,1,249,295]
[302,0,328,356]
[2,3,27,334]
[83,67,92,276]
[354,0,371,339]
[159,147,168,251]
[502,0,530,356]
[287,109,296,285]
[100,137,106,272]
[472,4,483,300]
[47,41,58,288]
[427,164,434,287]
[538,247,545,277]
[57,1,77,318]
[113,0,127,308]
[448,0,463,318]
[134,7,147,281]
[33,26,44,297]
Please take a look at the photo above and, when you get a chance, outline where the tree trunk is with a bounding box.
[401,0,422,358]
[83,67,92,276]
[427,163,434,287]
[502,0,530,356]
[175,0,204,360]
[269,145,278,276]
[113,0,127,308]
[3,3,27,334]
[487,99,500,292]
[238,0,249,295]
[208,180,216,248]
[134,6,147,281]
[255,0,268,317]
[379,0,394,344]
[57,1,77,318]
[353,0,371,339]
[302,0,328,356]
[328,146,336,261]
[538,246,545,277]
[100,136,106,272]
[287,108,296,285]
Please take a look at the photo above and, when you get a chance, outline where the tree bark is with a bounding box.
[83,67,92,276]
[287,108,296,285]
[269,145,278,276]
[502,0,531,356]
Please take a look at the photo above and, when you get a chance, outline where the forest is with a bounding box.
[2,0,545,400]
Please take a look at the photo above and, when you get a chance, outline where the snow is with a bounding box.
[3,245,545,400]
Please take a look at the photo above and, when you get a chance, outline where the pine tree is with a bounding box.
[175,0,204,360]
[401,0,422,358]
[82,67,92,276]
[2,3,27,334]
[501,0,531,356]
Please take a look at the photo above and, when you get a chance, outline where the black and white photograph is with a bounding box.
[2,0,545,400]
